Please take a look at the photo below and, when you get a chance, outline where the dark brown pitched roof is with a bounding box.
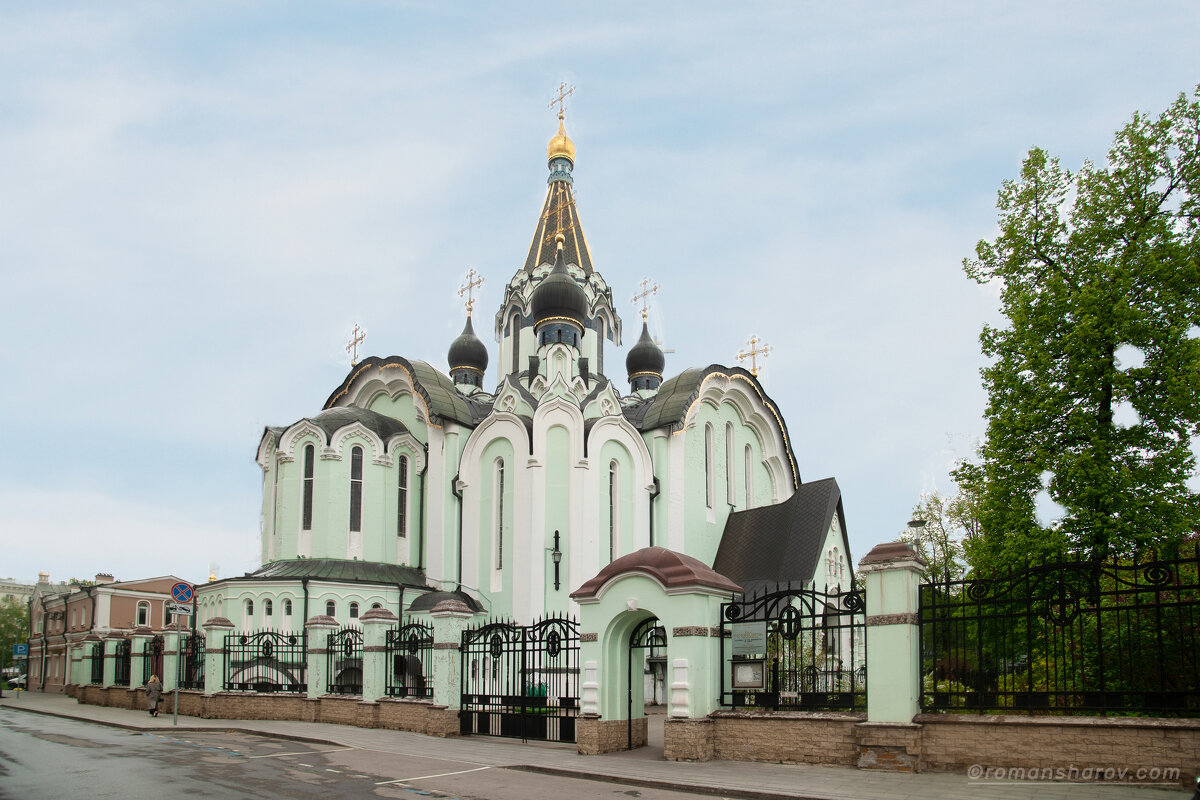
[571,546,742,600]
[712,478,848,591]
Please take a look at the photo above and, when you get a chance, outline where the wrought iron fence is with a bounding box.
[720,584,867,711]
[180,634,205,690]
[327,627,363,695]
[224,630,306,692]
[90,642,104,684]
[142,635,164,685]
[386,620,433,698]
[113,639,132,687]
[460,615,580,742]
[919,546,1200,715]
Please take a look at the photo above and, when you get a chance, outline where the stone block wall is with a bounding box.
[577,715,641,754]
[663,718,713,761]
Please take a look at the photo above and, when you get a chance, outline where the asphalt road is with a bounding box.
[0,712,709,800]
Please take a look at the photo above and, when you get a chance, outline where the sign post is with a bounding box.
[169,582,193,726]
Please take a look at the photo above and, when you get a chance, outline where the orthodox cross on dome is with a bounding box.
[737,335,771,377]
[631,277,660,322]
[346,323,366,367]
[549,81,575,119]
[458,269,484,316]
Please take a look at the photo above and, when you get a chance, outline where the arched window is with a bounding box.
[744,444,753,509]
[494,459,505,570]
[608,460,619,563]
[136,601,149,627]
[349,445,364,533]
[726,422,735,505]
[283,599,292,617]
[245,599,254,618]
[349,602,360,619]
[264,599,273,617]
[325,600,336,617]
[371,602,382,609]
[302,444,315,531]
[397,455,409,538]
[704,423,714,509]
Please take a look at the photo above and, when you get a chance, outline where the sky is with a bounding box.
[2,2,1199,587]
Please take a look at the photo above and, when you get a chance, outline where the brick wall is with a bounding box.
[706,711,862,765]
[577,715,641,754]
[663,718,713,761]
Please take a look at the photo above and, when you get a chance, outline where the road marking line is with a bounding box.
[247,747,353,759]
[375,766,492,785]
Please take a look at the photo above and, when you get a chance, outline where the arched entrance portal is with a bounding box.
[627,617,666,749]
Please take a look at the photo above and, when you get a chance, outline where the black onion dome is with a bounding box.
[626,321,665,378]
[448,315,488,373]
[531,240,588,327]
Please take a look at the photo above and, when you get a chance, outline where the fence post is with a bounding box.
[102,633,123,688]
[162,623,183,692]
[130,628,154,687]
[202,617,234,695]
[429,599,479,710]
[361,608,397,701]
[305,614,339,700]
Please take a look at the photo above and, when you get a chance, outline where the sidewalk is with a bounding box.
[0,691,1189,800]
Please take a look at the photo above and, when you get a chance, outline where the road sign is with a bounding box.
[170,582,193,603]
[12,643,28,660]
[167,602,193,617]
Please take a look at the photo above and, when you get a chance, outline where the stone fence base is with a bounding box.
[662,709,1196,788]
[71,685,459,737]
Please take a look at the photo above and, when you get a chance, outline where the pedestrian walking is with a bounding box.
[145,675,163,717]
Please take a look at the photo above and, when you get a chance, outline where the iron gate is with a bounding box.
[460,615,579,742]
[327,627,363,694]
[143,635,164,685]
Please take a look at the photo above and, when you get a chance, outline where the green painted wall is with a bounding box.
[477,437,515,615]
[597,439,635,563]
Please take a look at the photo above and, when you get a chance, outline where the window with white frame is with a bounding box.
[704,423,714,509]
[302,443,315,530]
[725,422,735,505]
[349,602,359,619]
[245,599,254,618]
[494,458,505,570]
[264,599,273,617]
[397,454,409,538]
[349,445,364,533]
[137,601,150,627]
[283,599,292,616]
[608,460,619,563]
[326,600,336,617]
[744,444,753,508]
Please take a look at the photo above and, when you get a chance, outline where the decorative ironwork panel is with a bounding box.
[180,634,205,690]
[720,584,866,711]
[385,621,433,698]
[919,546,1200,715]
[460,615,579,743]
[142,635,164,685]
[223,630,307,693]
[113,639,132,687]
[90,642,104,685]
[327,627,363,695]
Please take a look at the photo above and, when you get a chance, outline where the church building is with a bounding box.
[196,109,852,630]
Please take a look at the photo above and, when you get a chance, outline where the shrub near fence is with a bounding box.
[920,545,1199,715]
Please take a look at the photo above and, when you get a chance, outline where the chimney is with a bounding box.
[94,573,115,585]
[38,571,49,584]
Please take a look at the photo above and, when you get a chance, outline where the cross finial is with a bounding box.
[346,323,366,367]
[458,269,484,316]
[549,82,575,119]
[737,335,771,377]
[631,278,660,322]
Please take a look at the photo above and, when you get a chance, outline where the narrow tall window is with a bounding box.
[136,601,149,627]
[264,599,273,617]
[349,445,363,533]
[245,599,254,618]
[349,602,359,619]
[302,444,315,530]
[608,461,618,563]
[704,423,714,509]
[397,455,409,538]
[325,600,336,617]
[494,459,505,569]
[744,444,753,509]
[283,599,292,617]
[726,422,735,505]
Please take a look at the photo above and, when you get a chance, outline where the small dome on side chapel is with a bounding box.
[448,315,488,388]
[626,320,665,391]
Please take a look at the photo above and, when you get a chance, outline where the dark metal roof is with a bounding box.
[523,179,593,275]
[447,315,489,373]
[571,547,742,599]
[621,365,800,490]
[712,478,848,591]
[323,356,493,426]
[236,559,429,588]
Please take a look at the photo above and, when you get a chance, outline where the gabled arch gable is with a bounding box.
[533,396,585,464]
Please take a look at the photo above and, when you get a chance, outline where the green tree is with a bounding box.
[900,490,972,581]
[0,597,30,678]
[960,87,1200,570]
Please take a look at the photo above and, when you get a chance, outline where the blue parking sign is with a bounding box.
[13,643,28,659]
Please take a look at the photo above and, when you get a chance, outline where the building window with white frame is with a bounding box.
[704,423,715,509]
[349,602,359,619]
[264,599,273,617]
[302,443,315,530]
[325,600,336,617]
[494,459,505,570]
[245,599,254,618]
[136,601,150,627]
[744,444,753,509]
[608,460,619,563]
[397,455,409,538]
[725,422,735,505]
[283,599,292,617]
[349,445,364,533]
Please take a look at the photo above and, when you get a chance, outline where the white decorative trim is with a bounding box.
[328,422,386,463]
[278,420,327,462]
[580,660,600,715]
[669,658,690,718]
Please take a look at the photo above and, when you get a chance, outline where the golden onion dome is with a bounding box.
[547,112,576,163]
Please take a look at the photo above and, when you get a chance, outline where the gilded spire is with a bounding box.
[547,82,576,164]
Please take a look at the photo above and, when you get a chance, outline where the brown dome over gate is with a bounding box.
[570,546,742,600]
